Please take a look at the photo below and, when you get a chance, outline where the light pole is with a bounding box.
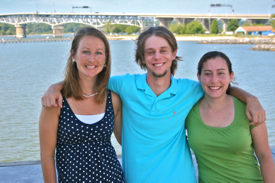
[272,4,275,16]
[72,6,92,13]
[209,4,234,14]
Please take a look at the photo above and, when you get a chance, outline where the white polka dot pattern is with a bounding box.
[56,91,124,182]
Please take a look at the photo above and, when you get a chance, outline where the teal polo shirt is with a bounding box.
[108,73,203,183]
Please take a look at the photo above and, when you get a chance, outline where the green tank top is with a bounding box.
[186,96,263,182]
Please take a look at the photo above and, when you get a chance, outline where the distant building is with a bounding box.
[235,26,275,36]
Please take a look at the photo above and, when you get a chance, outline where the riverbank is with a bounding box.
[83,36,275,52]
[0,148,274,183]
[107,35,238,41]
[107,35,275,41]
[106,36,275,52]
[197,38,275,44]
[1,35,274,42]
[250,44,275,51]
[1,35,275,51]
[0,37,73,44]
[194,37,275,51]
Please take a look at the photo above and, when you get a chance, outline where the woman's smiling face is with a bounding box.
[198,56,234,100]
[73,35,106,80]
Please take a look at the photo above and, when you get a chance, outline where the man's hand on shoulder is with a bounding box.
[246,96,266,126]
[41,83,63,108]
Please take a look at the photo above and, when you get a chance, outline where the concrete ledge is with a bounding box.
[0,149,274,183]
[0,160,41,167]
[0,163,43,183]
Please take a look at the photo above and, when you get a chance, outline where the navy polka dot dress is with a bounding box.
[56,90,124,182]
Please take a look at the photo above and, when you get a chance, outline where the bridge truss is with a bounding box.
[0,13,154,28]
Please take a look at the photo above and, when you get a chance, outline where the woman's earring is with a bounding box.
[72,59,75,62]
[104,62,106,67]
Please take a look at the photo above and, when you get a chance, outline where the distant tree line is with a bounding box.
[235,19,275,29]
[26,23,52,34]
[0,24,16,35]
[169,21,205,34]
[169,19,275,35]
[63,23,91,33]
[26,23,91,35]
[104,21,140,35]
[0,22,141,36]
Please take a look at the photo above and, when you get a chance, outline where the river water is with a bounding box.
[0,35,274,163]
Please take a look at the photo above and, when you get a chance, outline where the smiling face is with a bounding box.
[72,35,106,81]
[143,35,177,78]
[198,56,234,100]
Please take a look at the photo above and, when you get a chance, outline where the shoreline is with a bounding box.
[107,36,275,51]
[107,35,275,41]
[2,35,274,51]
[2,33,274,41]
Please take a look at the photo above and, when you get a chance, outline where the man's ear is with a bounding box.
[172,50,177,60]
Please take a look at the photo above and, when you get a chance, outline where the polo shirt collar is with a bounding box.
[169,76,179,95]
[136,73,179,97]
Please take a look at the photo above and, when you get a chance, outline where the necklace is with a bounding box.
[82,92,98,97]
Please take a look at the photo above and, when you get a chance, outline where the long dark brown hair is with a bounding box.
[61,27,111,104]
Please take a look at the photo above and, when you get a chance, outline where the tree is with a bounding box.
[180,26,187,34]
[226,19,239,32]
[241,22,251,26]
[125,25,140,35]
[104,21,112,33]
[113,24,128,33]
[253,23,265,26]
[169,23,186,34]
[271,20,275,29]
[169,23,180,34]
[26,23,52,34]
[5,29,11,35]
[210,19,219,34]
[266,20,275,29]
[63,23,90,33]
[104,23,128,34]
[185,21,205,34]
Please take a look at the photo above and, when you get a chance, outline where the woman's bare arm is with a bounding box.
[251,123,275,183]
[111,91,122,145]
[39,106,60,183]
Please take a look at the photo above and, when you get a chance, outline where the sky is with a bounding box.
[1,0,275,15]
